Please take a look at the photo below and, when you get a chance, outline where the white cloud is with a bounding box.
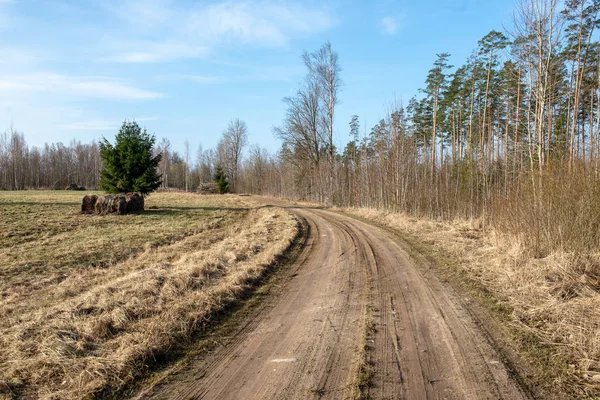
[378,16,402,35]
[0,73,163,100]
[104,0,337,63]
[185,1,336,46]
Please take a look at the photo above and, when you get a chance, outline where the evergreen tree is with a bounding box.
[347,115,361,167]
[213,165,229,194]
[424,53,453,174]
[99,121,162,196]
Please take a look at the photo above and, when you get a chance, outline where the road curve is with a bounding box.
[144,208,529,400]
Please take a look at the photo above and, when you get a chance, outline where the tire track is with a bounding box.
[317,210,530,400]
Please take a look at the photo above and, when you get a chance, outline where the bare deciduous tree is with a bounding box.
[184,139,191,192]
[220,118,248,192]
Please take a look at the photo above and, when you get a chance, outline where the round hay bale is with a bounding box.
[81,194,98,214]
[66,183,85,191]
[197,182,219,194]
[85,193,144,215]
[94,194,127,215]
[124,192,144,213]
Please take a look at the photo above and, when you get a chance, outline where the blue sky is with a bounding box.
[0,0,515,155]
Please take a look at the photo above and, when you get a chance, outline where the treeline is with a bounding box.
[261,0,600,254]
[0,127,101,190]
[0,119,272,194]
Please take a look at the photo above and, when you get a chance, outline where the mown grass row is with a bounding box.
[0,192,298,399]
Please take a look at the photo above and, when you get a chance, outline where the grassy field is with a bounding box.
[0,191,298,399]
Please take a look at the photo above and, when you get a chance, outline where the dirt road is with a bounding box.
[144,208,530,399]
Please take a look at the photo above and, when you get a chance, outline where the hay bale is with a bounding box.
[94,194,127,215]
[66,183,86,191]
[84,193,144,215]
[125,192,144,213]
[197,182,219,194]
[81,194,98,214]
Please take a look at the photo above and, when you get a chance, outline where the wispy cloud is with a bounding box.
[378,16,403,35]
[103,0,337,63]
[0,73,163,100]
[185,1,336,46]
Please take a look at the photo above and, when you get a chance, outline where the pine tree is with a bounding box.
[213,165,229,194]
[99,121,162,196]
[424,53,453,175]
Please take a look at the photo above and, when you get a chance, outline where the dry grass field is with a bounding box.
[0,191,298,399]
[339,207,600,398]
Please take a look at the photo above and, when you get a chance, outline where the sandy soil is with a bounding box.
[143,207,530,399]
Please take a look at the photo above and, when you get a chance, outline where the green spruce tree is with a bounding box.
[213,165,229,194]
[99,121,162,196]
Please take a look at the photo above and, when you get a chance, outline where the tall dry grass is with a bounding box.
[0,193,298,399]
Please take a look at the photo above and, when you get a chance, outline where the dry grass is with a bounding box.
[338,206,600,398]
[0,191,298,399]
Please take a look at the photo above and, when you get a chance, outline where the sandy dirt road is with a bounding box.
[144,207,530,400]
